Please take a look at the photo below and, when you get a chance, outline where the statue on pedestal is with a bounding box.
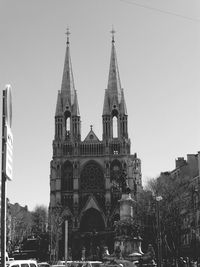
[119,170,131,194]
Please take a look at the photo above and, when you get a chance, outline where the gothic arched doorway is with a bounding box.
[80,208,105,232]
[79,208,105,260]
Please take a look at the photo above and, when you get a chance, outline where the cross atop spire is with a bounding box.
[65,27,70,44]
[110,26,115,43]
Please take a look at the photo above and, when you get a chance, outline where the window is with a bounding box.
[61,161,73,191]
[64,109,71,132]
[66,117,70,131]
[80,161,104,191]
[113,116,118,138]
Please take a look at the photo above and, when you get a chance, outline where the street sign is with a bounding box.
[2,85,13,180]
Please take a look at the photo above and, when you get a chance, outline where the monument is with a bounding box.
[113,170,143,261]
[102,171,156,266]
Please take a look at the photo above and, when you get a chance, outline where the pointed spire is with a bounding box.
[107,28,122,102]
[55,91,62,116]
[61,28,75,106]
[72,90,80,116]
[120,89,128,115]
[103,89,110,115]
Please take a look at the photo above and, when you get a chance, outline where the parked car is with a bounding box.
[6,259,38,267]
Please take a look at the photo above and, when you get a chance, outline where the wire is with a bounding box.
[119,0,200,22]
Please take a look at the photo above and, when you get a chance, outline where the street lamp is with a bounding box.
[156,196,163,267]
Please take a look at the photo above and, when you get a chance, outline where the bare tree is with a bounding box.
[32,205,48,235]
[49,204,70,262]
[9,203,32,251]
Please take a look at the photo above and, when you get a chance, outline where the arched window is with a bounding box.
[66,117,70,131]
[61,161,73,191]
[80,161,104,191]
[64,109,71,133]
[113,116,118,138]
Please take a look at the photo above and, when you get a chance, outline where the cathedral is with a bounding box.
[49,30,142,260]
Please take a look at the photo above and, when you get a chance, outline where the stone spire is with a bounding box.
[120,89,128,115]
[103,29,124,115]
[54,29,81,141]
[102,89,110,115]
[73,90,80,116]
[107,28,122,102]
[55,90,62,116]
[61,28,76,107]
[102,29,129,141]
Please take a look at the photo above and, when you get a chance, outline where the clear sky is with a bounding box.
[0,0,200,211]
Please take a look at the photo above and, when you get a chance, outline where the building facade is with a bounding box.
[176,153,200,259]
[49,32,142,260]
[159,152,200,260]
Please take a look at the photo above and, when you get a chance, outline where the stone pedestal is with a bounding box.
[127,236,143,261]
[114,193,143,261]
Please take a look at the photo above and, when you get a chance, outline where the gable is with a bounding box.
[84,130,100,142]
[82,195,101,213]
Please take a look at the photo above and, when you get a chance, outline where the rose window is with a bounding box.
[80,161,104,191]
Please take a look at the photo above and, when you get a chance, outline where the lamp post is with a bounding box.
[156,196,163,267]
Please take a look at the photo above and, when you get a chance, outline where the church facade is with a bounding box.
[49,31,142,260]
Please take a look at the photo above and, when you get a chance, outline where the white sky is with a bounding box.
[0,0,200,211]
